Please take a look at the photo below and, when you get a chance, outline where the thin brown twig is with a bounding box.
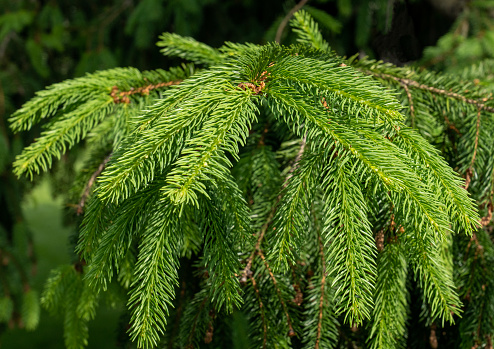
[443,113,461,135]
[258,250,296,337]
[240,137,307,282]
[371,72,494,113]
[315,234,326,349]
[75,154,111,215]
[429,323,438,349]
[480,202,493,227]
[110,80,182,104]
[249,274,267,349]
[275,0,310,43]
[241,209,276,283]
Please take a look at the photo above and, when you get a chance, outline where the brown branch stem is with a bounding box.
[480,202,493,227]
[75,154,111,215]
[370,72,494,113]
[110,80,182,104]
[258,250,296,337]
[240,137,307,282]
[240,208,276,283]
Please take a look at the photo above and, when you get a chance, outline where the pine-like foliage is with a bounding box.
[10,9,494,349]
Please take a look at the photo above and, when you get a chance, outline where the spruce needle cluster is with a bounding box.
[10,10,494,349]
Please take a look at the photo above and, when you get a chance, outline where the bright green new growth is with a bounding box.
[10,10,488,349]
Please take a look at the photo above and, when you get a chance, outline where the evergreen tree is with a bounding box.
[7,6,494,349]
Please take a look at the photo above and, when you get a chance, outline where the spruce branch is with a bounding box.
[97,68,245,204]
[321,156,377,326]
[10,67,190,178]
[258,249,296,337]
[241,137,307,280]
[301,204,339,349]
[157,33,223,66]
[403,227,461,323]
[201,194,244,313]
[127,202,181,348]
[369,72,494,113]
[290,9,332,52]
[368,242,408,349]
[394,128,479,232]
[110,80,181,104]
[11,20,489,347]
[82,179,164,290]
[269,146,315,270]
[13,98,114,178]
[162,89,259,206]
[240,208,274,284]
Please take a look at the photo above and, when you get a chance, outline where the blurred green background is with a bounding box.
[1,178,121,348]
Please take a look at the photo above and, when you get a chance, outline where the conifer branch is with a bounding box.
[162,90,258,206]
[127,202,181,348]
[157,33,223,66]
[242,137,307,280]
[258,250,296,337]
[110,80,181,104]
[370,72,494,113]
[241,209,275,284]
[368,242,408,349]
[290,10,332,52]
[11,18,490,347]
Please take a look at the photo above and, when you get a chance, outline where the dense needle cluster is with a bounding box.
[9,10,494,349]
